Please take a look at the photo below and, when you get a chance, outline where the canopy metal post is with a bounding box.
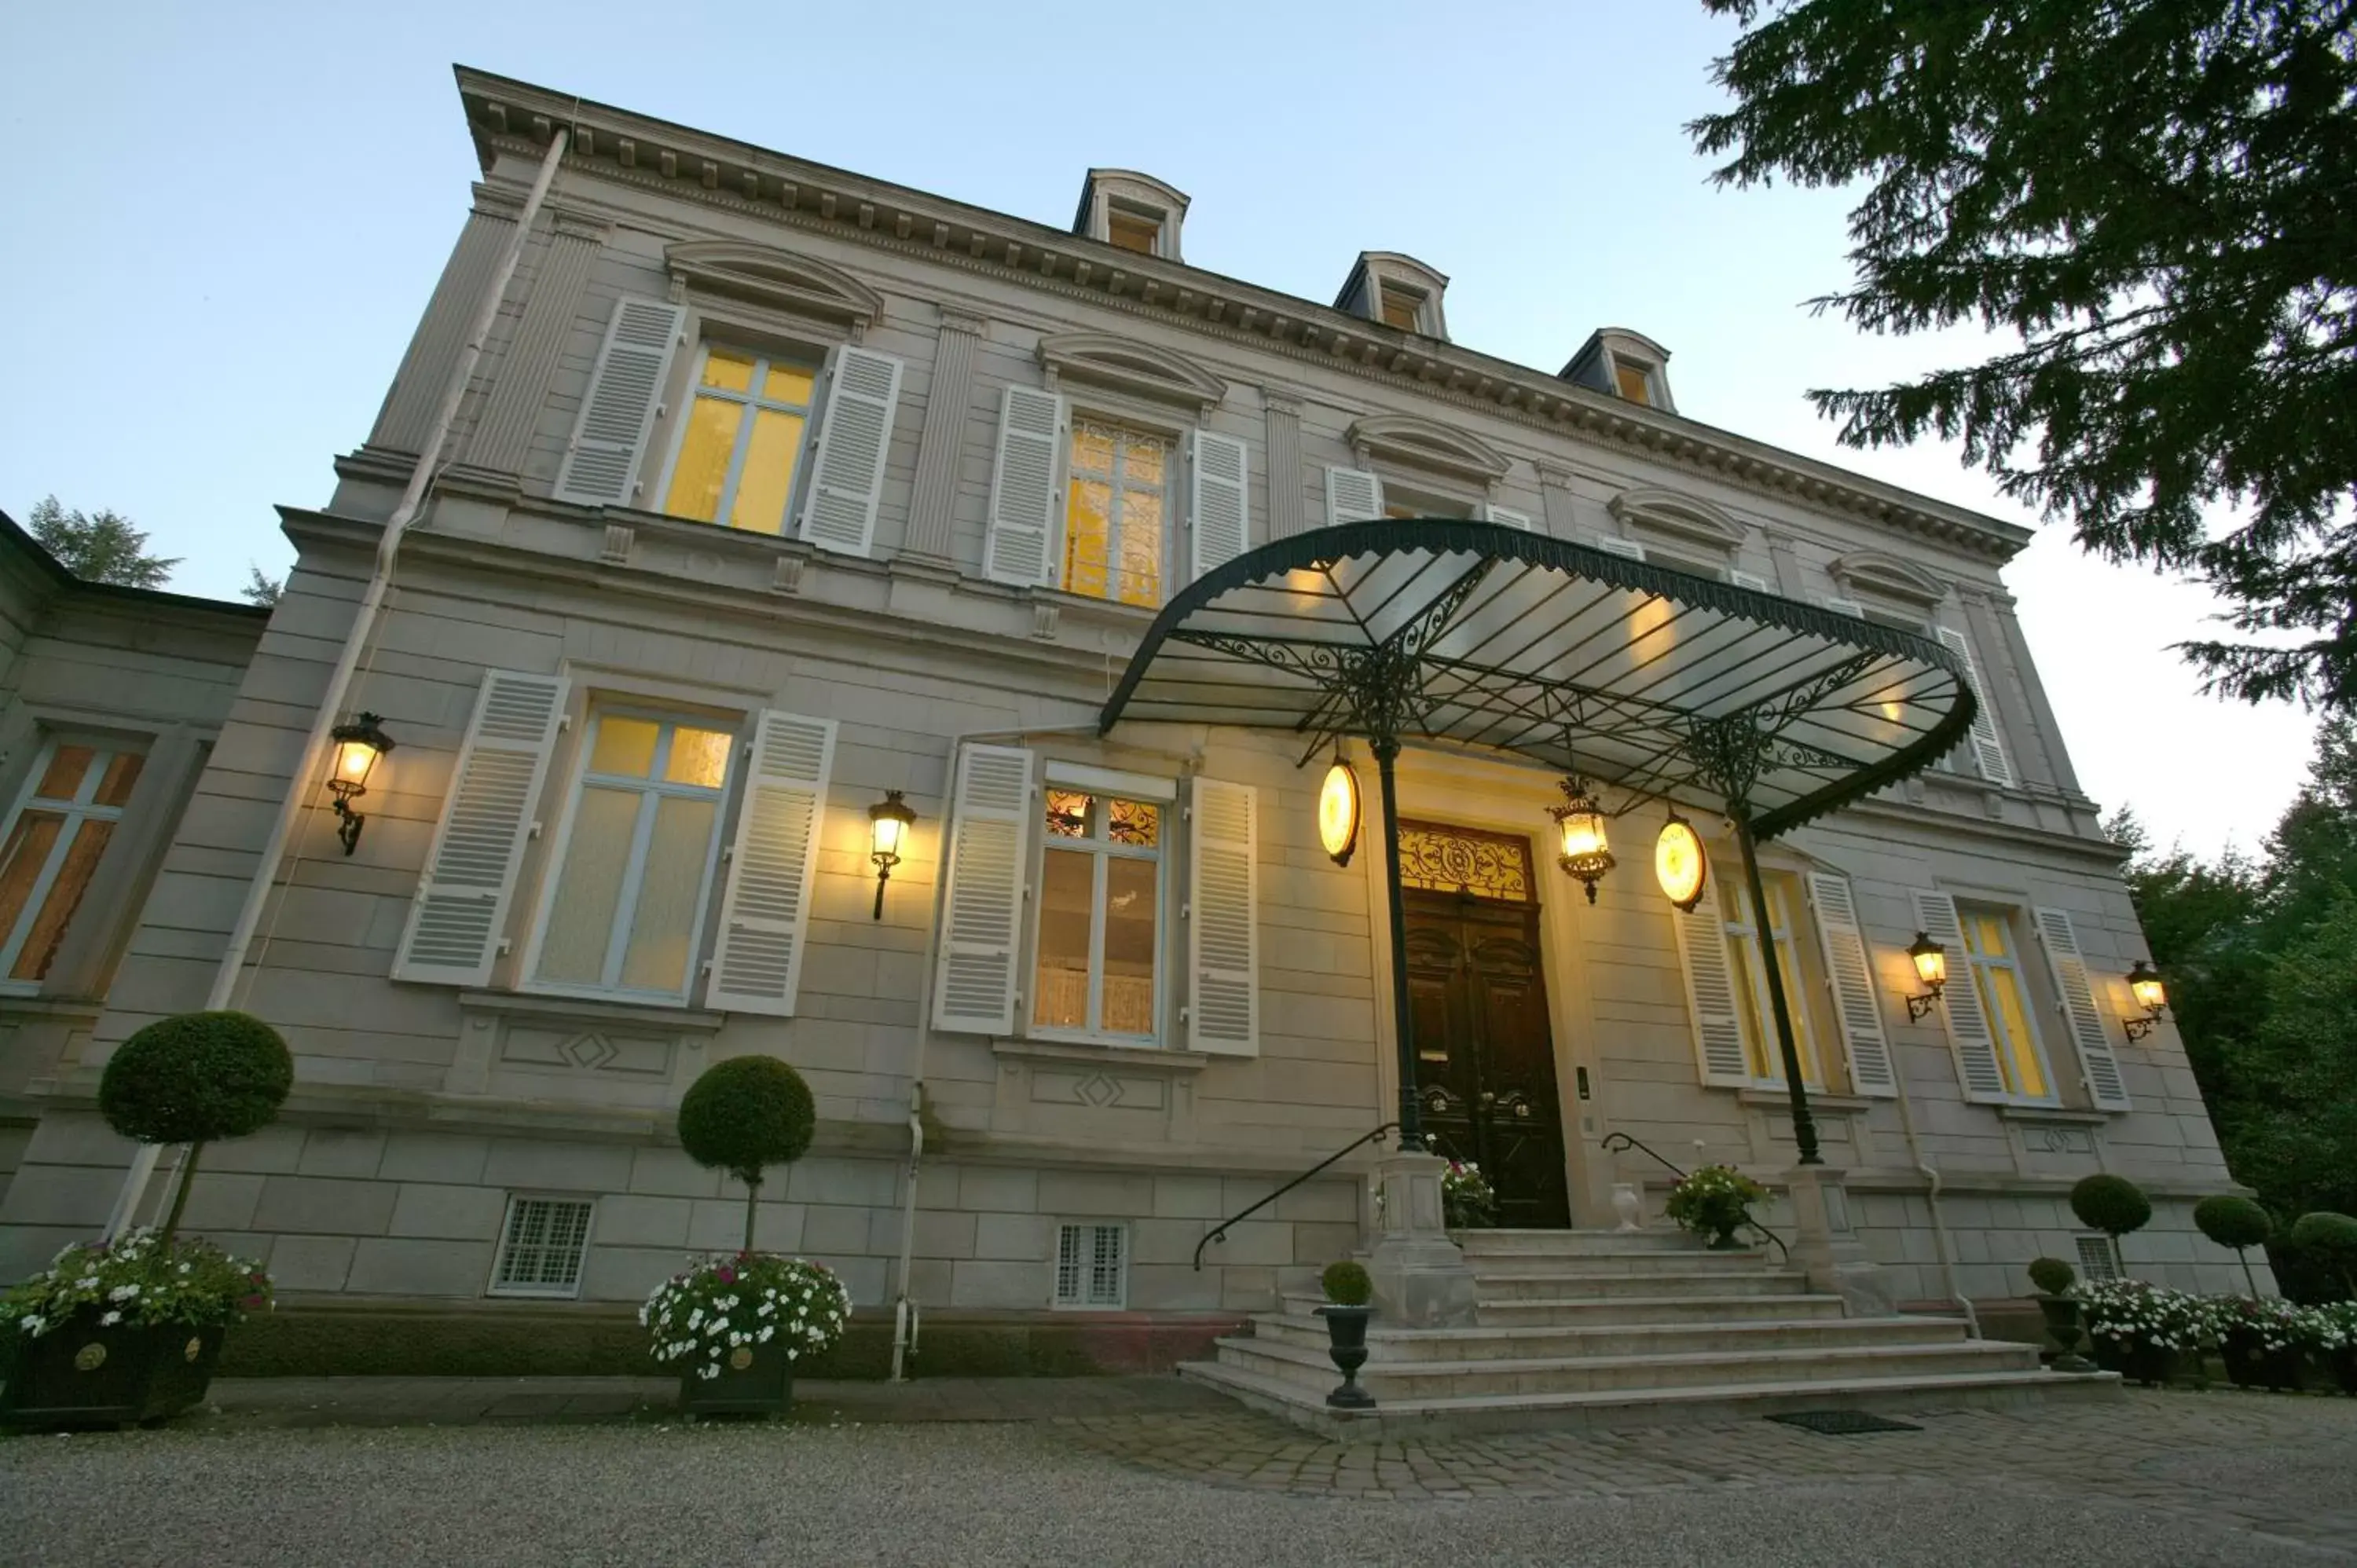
[1732,808,1821,1165]
[1371,734,1424,1152]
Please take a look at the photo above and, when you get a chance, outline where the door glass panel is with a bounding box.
[11,819,112,981]
[621,796,715,992]
[537,788,640,984]
[1101,858,1157,1035]
[1032,848,1094,1029]
[728,408,805,535]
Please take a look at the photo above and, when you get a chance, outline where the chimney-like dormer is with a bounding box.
[1562,328,1674,412]
[1335,252,1450,341]
[1072,170,1189,262]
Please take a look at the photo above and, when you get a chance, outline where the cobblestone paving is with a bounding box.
[1059,1387,2357,1555]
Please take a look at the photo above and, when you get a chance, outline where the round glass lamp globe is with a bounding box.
[1318,760,1361,866]
[1655,818,1707,911]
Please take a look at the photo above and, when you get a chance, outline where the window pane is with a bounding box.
[1614,360,1652,405]
[1044,790,1091,839]
[662,393,745,524]
[762,363,815,405]
[1727,936,1775,1079]
[728,408,805,535]
[1116,485,1162,607]
[1102,857,1157,1035]
[620,795,715,992]
[34,746,94,802]
[664,727,732,789]
[93,752,144,808]
[1772,934,1821,1086]
[1032,848,1095,1029]
[537,787,641,984]
[701,350,756,393]
[1065,478,1113,600]
[1108,799,1159,848]
[589,717,661,779]
[0,811,66,962]
[1122,437,1166,488]
[1070,425,1115,478]
[1108,210,1159,255]
[1380,290,1420,331]
[1968,912,2012,960]
[11,819,112,981]
[1980,962,2048,1099]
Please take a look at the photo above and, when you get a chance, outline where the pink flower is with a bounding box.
[717,1266,737,1284]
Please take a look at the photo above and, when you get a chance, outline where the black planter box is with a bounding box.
[2220,1332,2310,1393]
[677,1342,794,1418]
[2,1313,226,1429]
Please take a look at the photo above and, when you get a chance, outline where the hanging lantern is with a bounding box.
[867,790,918,921]
[324,712,395,856]
[1904,931,1948,1019]
[1549,777,1615,903]
[2124,958,2168,1040]
[1317,757,1362,866]
[1654,811,1707,913]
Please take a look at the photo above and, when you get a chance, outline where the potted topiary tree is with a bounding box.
[1316,1259,1375,1410]
[2070,1173,2153,1277]
[2027,1257,2095,1372]
[2193,1195,2274,1299]
[644,1054,849,1418]
[0,1011,290,1428]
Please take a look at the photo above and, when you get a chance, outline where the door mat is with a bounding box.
[1764,1409,1923,1435]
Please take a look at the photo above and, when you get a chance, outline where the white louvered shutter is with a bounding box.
[1730,570,1772,592]
[984,386,1064,585]
[1805,873,1898,1097]
[705,711,836,1017]
[1936,625,2013,785]
[1818,595,1867,617]
[1912,889,2008,1102]
[391,670,570,985]
[1483,503,1533,530]
[1189,777,1259,1056]
[1189,430,1250,580]
[932,745,1033,1032]
[1673,874,1750,1086]
[1324,466,1383,526]
[2033,907,2132,1111]
[798,347,904,558]
[1591,533,1647,561]
[554,296,684,507]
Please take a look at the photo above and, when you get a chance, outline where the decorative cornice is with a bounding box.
[455,68,2038,565]
[1608,486,1746,549]
[1037,331,1226,413]
[1829,549,1949,606]
[664,238,885,339]
[1346,412,1510,484]
[937,306,989,337]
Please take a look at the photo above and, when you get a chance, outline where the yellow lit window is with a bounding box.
[1380,287,1423,332]
[0,742,143,988]
[1107,207,1160,256]
[1064,420,1167,607]
[1613,358,1655,405]
[662,347,816,535]
[1961,908,2052,1100]
[1033,791,1162,1039]
[1723,877,1823,1088]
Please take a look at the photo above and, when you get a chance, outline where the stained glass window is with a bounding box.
[1064,421,1167,608]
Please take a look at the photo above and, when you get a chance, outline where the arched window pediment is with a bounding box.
[1345,413,1508,485]
[665,240,887,339]
[1607,488,1745,550]
[1829,550,1948,606]
[1037,332,1226,412]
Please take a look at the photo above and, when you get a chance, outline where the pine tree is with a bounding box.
[24,495,179,589]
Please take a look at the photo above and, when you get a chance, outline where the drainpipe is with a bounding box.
[1891,1052,1981,1339]
[104,128,573,1238]
[888,720,1098,1382]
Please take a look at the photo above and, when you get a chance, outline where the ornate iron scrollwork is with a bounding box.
[1397,822,1535,901]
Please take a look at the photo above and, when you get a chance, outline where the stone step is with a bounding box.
[1475,1266,1809,1301]
[1177,1358,2119,1438]
[1474,1292,1848,1327]
[1211,1335,2039,1401]
[1453,1229,1717,1258]
[1244,1312,1967,1363]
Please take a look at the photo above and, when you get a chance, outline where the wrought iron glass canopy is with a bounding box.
[1099,518,1974,837]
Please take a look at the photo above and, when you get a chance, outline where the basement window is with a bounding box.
[1054,1222,1127,1309]
[489,1196,596,1299]
[2074,1233,2122,1282]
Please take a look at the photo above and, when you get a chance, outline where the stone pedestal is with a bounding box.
[1366,1150,1479,1328]
[1783,1164,1896,1317]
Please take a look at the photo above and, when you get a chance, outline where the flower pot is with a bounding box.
[677,1342,794,1419]
[2220,1332,2308,1393]
[0,1312,225,1430]
[2090,1333,2179,1388]
[2036,1295,2097,1372]
[1316,1303,1375,1410]
[1706,1222,1746,1251]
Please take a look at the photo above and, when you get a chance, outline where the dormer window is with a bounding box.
[1379,284,1427,332]
[1073,170,1189,262]
[1613,356,1662,408]
[1336,252,1450,341]
[1562,328,1677,413]
[1107,204,1161,256]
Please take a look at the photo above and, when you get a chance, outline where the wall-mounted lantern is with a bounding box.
[2123,959,2168,1041]
[1653,811,1707,913]
[325,713,394,855]
[867,789,918,920]
[1904,931,1948,1020]
[1318,756,1362,867]
[1549,776,1615,903]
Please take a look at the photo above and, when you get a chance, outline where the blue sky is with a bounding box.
[0,1,2315,855]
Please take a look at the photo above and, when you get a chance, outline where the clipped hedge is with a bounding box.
[2194,1196,2274,1251]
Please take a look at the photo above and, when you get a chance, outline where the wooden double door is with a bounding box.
[1403,886,1573,1229]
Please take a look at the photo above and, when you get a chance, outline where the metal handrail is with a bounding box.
[1600,1130,1791,1262]
[1193,1123,1398,1271]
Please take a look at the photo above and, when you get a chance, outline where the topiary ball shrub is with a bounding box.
[2289,1212,2357,1295]
[2070,1174,2154,1239]
[1321,1259,1373,1306]
[2027,1256,2077,1296]
[676,1055,816,1252]
[101,1011,293,1148]
[2194,1196,2273,1251]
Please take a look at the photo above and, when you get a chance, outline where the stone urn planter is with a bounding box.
[2035,1295,2098,1373]
[1,1313,226,1431]
[1316,1259,1376,1410]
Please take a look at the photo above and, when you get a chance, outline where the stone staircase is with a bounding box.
[1178,1228,2117,1436]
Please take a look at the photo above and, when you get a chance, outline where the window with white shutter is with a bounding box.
[1054,1222,1127,1309]
[1033,781,1166,1042]
[984,386,1064,585]
[1591,533,1647,562]
[1912,890,2057,1105]
[555,296,685,507]
[1324,466,1383,526]
[1188,777,1259,1057]
[1062,419,1171,606]
[1483,503,1533,530]
[1729,570,1773,592]
[1817,595,1867,617]
[1673,874,1751,1087]
[488,1196,595,1299]
[1189,430,1250,581]
[2033,907,2133,1111]
[706,712,836,1017]
[1936,625,2013,785]
[1805,873,1898,1097]
[392,671,571,987]
[797,346,904,557]
[932,745,1034,1032]
[1722,874,1825,1088]
[657,345,819,533]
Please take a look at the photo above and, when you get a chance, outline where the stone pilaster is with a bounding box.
[1765,529,1805,599]
[902,308,986,564]
[464,210,605,478]
[367,193,519,458]
[1536,464,1578,540]
[1960,587,2055,790]
[1989,590,2086,794]
[1262,388,1305,538]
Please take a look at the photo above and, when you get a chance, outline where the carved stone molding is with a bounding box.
[1345,412,1510,485]
[1829,549,1950,607]
[665,239,886,339]
[1607,486,1747,549]
[1036,332,1226,413]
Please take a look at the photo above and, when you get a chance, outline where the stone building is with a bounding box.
[0,68,2256,1384]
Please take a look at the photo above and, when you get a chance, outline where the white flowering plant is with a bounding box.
[0,1229,271,1339]
[2310,1301,2357,1354]
[1665,1164,1769,1240]
[2071,1278,2216,1355]
[640,1252,852,1382]
[1441,1160,1498,1229]
[2213,1293,2311,1354]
